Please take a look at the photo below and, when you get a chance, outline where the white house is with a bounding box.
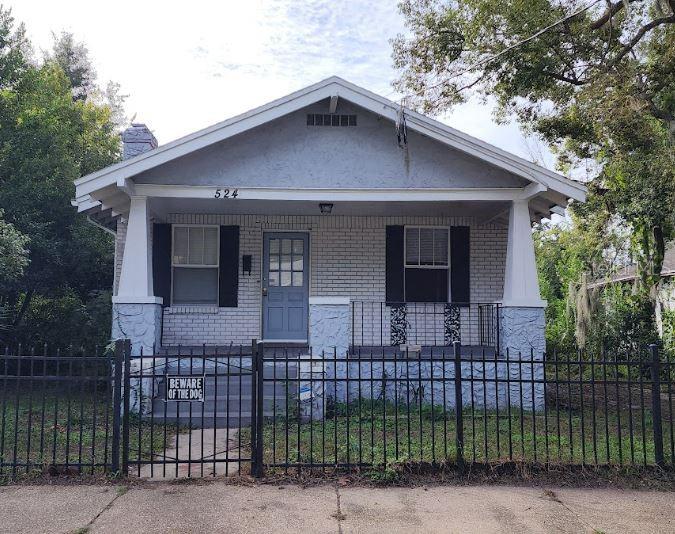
[72,77,586,361]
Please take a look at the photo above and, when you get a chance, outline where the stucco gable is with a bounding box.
[134,99,529,190]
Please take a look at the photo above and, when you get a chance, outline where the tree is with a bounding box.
[0,208,29,289]
[50,31,96,101]
[393,0,675,290]
[0,7,123,346]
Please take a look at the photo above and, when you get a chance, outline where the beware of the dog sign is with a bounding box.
[166,376,205,402]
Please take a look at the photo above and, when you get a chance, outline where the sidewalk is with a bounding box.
[0,480,673,534]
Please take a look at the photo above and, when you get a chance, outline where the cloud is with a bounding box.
[7,0,550,165]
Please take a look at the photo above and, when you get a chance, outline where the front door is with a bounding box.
[262,233,309,341]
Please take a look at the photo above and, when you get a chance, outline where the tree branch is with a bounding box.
[542,70,587,85]
[590,0,637,30]
[608,15,675,67]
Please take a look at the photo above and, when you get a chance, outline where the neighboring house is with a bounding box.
[72,77,586,360]
[588,244,675,336]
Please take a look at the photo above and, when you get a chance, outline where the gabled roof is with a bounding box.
[73,76,586,219]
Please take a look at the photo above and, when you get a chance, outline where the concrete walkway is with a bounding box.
[0,482,672,533]
[137,428,242,479]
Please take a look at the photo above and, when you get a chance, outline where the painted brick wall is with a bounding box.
[146,214,507,347]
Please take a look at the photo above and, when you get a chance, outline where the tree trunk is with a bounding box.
[12,289,33,327]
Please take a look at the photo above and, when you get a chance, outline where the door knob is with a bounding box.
[262,287,268,296]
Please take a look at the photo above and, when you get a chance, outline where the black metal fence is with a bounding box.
[1,340,673,481]
[123,344,255,479]
[252,342,674,473]
[0,344,118,480]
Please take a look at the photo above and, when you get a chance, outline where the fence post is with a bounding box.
[121,339,131,476]
[453,340,464,471]
[251,339,265,477]
[649,344,664,467]
[111,340,124,474]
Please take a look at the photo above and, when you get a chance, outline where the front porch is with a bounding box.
[110,195,547,360]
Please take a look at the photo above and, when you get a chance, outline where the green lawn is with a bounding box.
[0,387,176,481]
[252,399,673,470]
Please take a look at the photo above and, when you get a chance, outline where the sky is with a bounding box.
[8,0,552,167]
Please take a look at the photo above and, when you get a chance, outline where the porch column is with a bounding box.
[500,199,546,410]
[503,199,545,307]
[112,196,163,358]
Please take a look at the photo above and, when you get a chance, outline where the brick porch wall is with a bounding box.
[112,214,507,346]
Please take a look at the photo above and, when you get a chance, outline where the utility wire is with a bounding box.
[400,0,604,100]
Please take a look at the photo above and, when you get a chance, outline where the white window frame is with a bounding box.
[403,225,451,302]
[171,224,220,306]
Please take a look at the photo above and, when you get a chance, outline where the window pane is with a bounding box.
[419,228,434,265]
[269,255,279,271]
[268,271,279,286]
[405,228,419,265]
[292,272,303,287]
[281,254,292,271]
[434,229,448,266]
[188,227,204,265]
[173,227,189,264]
[292,256,303,271]
[270,239,279,253]
[172,267,218,305]
[292,239,303,254]
[203,227,219,265]
[404,268,448,303]
[280,271,291,287]
[281,239,291,253]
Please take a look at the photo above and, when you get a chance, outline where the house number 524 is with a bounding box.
[214,189,239,198]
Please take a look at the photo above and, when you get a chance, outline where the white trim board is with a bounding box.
[131,185,545,202]
[73,77,586,206]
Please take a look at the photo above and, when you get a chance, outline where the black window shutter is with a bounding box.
[385,226,405,303]
[219,226,239,307]
[152,223,172,306]
[450,226,470,304]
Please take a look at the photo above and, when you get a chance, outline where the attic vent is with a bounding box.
[307,114,357,127]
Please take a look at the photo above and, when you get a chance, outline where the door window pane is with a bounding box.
[269,255,279,271]
[281,254,292,271]
[292,257,303,271]
[268,271,279,286]
[270,239,279,254]
[281,239,291,253]
[292,272,303,286]
[292,239,303,254]
[280,271,291,286]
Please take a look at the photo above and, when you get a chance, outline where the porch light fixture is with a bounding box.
[319,203,333,215]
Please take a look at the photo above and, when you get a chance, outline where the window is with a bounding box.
[404,227,449,302]
[267,237,304,287]
[405,227,448,267]
[172,226,219,305]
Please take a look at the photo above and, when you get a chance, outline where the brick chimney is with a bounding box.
[121,123,158,160]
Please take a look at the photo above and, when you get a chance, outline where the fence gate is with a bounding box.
[120,341,258,478]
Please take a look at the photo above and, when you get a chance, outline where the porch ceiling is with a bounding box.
[147,197,513,222]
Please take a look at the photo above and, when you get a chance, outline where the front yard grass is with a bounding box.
[0,387,177,481]
[251,399,671,470]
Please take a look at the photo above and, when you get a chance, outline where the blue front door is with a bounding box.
[262,233,309,341]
